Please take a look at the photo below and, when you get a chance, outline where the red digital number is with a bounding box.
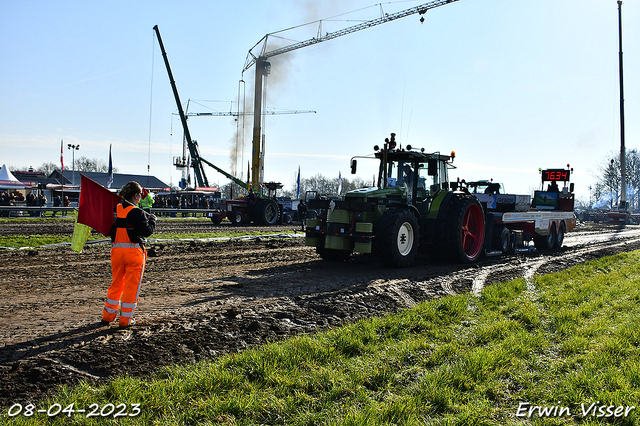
[543,169,569,181]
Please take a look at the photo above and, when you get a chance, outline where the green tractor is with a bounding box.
[305,133,485,267]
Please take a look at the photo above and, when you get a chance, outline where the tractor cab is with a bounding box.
[349,133,455,213]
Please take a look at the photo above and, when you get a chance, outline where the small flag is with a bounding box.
[71,215,92,253]
[338,171,342,195]
[60,140,64,173]
[296,166,301,199]
[106,144,113,189]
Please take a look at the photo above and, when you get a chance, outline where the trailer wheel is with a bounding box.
[494,226,512,254]
[534,223,556,251]
[229,210,243,226]
[254,199,279,226]
[437,194,485,263]
[554,221,565,249]
[375,209,419,267]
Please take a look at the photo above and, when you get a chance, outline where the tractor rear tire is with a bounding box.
[435,194,485,263]
[253,199,280,226]
[375,209,419,268]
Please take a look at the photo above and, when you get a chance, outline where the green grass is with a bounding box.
[0,219,299,248]
[3,251,640,425]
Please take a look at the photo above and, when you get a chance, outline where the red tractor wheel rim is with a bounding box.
[461,203,484,258]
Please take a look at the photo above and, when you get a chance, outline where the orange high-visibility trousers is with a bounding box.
[103,245,146,326]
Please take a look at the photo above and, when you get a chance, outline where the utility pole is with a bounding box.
[617,0,627,211]
[67,143,80,185]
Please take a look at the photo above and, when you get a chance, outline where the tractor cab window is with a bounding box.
[397,161,414,188]
[386,161,414,188]
[420,157,449,194]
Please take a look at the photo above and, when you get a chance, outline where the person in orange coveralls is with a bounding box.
[101,181,156,328]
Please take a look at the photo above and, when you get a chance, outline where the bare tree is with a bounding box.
[593,149,639,210]
[71,156,118,173]
[35,162,58,176]
[283,173,368,198]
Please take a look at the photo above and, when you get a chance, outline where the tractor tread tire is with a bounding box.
[253,199,280,226]
[374,209,420,268]
[229,210,243,226]
[432,194,485,263]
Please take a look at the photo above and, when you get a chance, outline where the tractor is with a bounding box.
[305,133,485,267]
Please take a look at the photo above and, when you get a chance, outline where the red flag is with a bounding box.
[141,187,148,198]
[77,174,121,237]
[60,140,64,172]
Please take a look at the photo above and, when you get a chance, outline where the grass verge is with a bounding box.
[0,229,299,248]
[3,251,640,425]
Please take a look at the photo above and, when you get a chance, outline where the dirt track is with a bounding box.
[1,220,640,409]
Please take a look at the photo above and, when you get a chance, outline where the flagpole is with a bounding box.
[60,140,64,213]
[617,0,627,211]
[107,144,113,189]
[296,166,301,200]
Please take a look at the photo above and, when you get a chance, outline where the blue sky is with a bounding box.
[1,0,638,203]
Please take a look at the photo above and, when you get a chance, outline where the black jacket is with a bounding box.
[109,200,156,244]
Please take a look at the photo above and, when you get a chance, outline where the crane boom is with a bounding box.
[243,0,459,191]
[183,108,316,117]
[153,25,209,188]
[243,0,458,72]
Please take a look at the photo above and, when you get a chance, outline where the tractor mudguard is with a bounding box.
[426,191,454,221]
[421,191,454,241]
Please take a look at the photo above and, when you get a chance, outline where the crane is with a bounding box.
[242,0,459,191]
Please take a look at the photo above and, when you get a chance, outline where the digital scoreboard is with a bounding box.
[541,169,570,182]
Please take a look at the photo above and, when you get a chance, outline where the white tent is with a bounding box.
[0,164,31,189]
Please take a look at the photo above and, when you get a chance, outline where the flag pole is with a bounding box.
[60,139,64,214]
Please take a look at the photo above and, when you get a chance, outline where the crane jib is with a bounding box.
[243,0,459,72]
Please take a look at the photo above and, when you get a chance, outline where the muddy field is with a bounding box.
[1,220,640,409]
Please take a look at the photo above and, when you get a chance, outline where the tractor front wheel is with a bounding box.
[375,209,420,268]
[228,210,243,226]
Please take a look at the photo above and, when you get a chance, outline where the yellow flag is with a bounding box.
[71,212,92,253]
